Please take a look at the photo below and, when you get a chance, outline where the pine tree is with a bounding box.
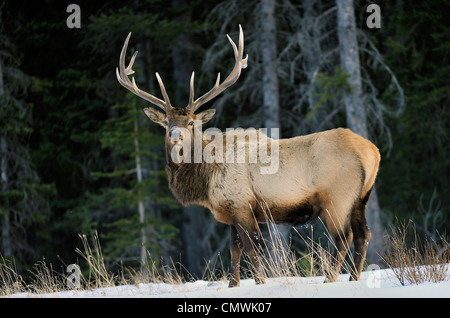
[336,0,384,261]
[89,94,178,269]
[377,1,450,231]
[0,6,53,262]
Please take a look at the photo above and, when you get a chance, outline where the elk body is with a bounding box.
[116,25,380,287]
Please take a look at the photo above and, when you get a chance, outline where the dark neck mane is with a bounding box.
[165,141,215,207]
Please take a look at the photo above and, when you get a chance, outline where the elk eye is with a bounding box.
[164,120,169,127]
[189,121,194,126]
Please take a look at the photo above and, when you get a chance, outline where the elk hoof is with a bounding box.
[324,276,337,283]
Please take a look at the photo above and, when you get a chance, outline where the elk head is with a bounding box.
[116,25,248,151]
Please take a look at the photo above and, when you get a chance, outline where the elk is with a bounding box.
[116,25,380,287]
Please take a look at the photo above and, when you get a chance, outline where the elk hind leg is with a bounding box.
[349,189,373,281]
[322,207,353,283]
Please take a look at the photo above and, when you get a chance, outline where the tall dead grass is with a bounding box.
[1,233,197,296]
[0,222,341,296]
[245,203,348,283]
[382,220,450,285]
[262,229,342,283]
[0,256,67,295]
[3,217,448,296]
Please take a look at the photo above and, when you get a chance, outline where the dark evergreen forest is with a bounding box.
[1,0,449,279]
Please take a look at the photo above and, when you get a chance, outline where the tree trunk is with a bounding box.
[0,59,12,258]
[260,0,291,258]
[302,0,326,132]
[336,0,367,138]
[336,0,384,263]
[131,0,148,270]
[261,0,281,137]
[134,118,147,269]
[1,136,12,258]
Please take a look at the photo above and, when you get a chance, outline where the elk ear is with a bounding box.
[196,109,216,124]
[144,107,166,127]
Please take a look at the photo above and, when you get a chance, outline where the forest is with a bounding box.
[1,0,449,281]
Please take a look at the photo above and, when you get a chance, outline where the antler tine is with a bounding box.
[116,32,172,112]
[155,72,172,107]
[189,71,221,106]
[189,72,195,106]
[238,24,248,68]
[187,25,247,113]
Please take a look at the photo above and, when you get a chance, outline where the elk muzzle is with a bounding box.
[169,126,184,144]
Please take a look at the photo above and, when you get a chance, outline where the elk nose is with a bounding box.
[169,127,183,143]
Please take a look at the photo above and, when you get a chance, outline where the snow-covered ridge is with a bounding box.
[6,267,449,298]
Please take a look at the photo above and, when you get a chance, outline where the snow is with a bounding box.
[5,267,450,298]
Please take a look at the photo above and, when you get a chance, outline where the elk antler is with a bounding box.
[187,24,248,113]
[116,32,173,112]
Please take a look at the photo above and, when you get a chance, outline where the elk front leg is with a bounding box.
[229,225,243,287]
[233,220,265,286]
[247,230,265,285]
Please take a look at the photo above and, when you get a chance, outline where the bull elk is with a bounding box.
[116,25,381,287]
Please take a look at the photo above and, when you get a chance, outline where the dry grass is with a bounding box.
[0,256,67,296]
[0,222,340,296]
[245,203,349,283]
[0,233,188,296]
[3,217,449,296]
[0,257,28,296]
[258,223,356,283]
[0,202,357,295]
[0,209,353,296]
[382,220,450,285]
[75,233,116,289]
